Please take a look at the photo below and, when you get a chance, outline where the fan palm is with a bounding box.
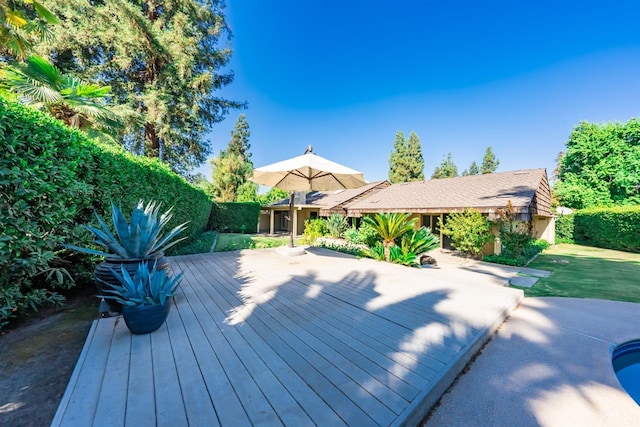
[0,0,58,60]
[362,212,417,262]
[0,55,122,139]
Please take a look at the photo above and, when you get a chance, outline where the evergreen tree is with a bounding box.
[38,0,242,175]
[480,146,499,174]
[431,153,458,179]
[388,130,424,183]
[462,161,480,176]
[388,131,406,183]
[405,131,425,181]
[0,0,57,60]
[211,114,255,202]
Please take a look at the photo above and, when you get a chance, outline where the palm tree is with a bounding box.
[362,212,417,262]
[0,0,58,60]
[0,55,122,140]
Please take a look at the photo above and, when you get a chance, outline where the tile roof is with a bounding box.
[347,169,548,214]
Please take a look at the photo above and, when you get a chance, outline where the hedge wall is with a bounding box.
[208,202,260,233]
[572,206,640,253]
[0,98,211,327]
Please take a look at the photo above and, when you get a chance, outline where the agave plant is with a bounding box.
[100,260,182,307]
[66,200,188,259]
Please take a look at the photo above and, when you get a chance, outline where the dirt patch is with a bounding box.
[0,288,99,427]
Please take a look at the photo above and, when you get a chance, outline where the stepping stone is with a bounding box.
[510,276,539,288]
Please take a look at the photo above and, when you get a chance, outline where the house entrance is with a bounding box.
[422,214,453,250]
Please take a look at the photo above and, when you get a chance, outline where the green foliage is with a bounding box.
[342,221,381,247]
[65,200,187,259]
[0,0,58,60]
[362,212,417,261]
[211,114,254,202]
[207,202,260,233]
[440,209,494,256]
[555,214,575,243]
[100,261,182,307]
[431,153,459,179]
[484,239,550,266]
[0,98,211,328]
[388,130,424,183]
[313,240,368,258]
[462,161,479,176]
[389,245,418,267]
[572,206,640,253]
[497,200,532,258]
[366,242,386,261]
[554,119,640,209]
[213,233,289,251]
[0,55,120,141]
[257,187,290,205]
[40,1,242,175]
[326,213,349,238]
[399,227,440,256]
[172,231,217,255]
[480,146,500,174]
[302,217,328,244]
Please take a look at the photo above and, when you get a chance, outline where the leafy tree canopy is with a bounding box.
[388,130,424,183]
[0,0,57,60]
[431,152,458,179]
[554,119,640,209]
[38,0,242,175]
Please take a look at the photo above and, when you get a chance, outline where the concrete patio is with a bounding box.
[52,248,525,426]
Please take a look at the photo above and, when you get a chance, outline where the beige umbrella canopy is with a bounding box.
[251,147,366,247]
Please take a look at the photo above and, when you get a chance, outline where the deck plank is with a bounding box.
[53,249,524,427]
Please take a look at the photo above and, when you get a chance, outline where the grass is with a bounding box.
[522,244,640,302]
[214,233,300,252]
[171,231,218,255]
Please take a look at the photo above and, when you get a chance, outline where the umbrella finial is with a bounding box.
[303,145,313,154]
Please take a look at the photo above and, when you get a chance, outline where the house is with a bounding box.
[257,180,390,235]
[346,168,554,254]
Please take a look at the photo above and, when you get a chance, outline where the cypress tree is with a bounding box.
[432,153,459,179]
[480,146,500,174]
[388,130,424,183]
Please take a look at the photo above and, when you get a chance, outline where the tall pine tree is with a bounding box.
[388,130,424,183]
[211,114,256,202]
[38,0,242,175]
[480,146,499,174]
[462,161,480,176]
[432,153,459,179]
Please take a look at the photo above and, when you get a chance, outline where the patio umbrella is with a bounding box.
[251,146,366,248]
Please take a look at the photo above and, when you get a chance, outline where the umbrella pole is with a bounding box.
[289,191,295,247]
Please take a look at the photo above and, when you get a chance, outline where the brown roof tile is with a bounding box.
[347,169,548,215]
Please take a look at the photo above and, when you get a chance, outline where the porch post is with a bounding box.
[269,209,275,235]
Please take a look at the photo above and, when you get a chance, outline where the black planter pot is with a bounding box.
[94,254,171,313]
[122,299,172,334]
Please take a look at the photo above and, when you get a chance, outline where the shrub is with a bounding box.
[555,214,575,243]
[207,202,260,233]
[342,221,381,247]
[325,213,349,238]
[573,206,640,252]
[313,240,367,257]
[498,200,532,258]
[389,245,419,267]
[440,208,494,257]
[484,239,550,266]
[302,218,328,244]
[0,98,212,328]
[362,212,417,262]
[398,227,440,256]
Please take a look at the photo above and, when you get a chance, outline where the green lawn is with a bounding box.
[523,244,640,302]
[171,231,218,255]
[214,233,300,252]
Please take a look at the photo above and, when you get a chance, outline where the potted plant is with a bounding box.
[100,261,182,334]
[65,200,187,312]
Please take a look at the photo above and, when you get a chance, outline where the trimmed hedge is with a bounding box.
[208,202,260,233]
[0,98,211,327]
[572,206,640,253]
[555,214,575,243]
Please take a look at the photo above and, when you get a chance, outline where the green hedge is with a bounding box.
[208,202,260,233]
[0,98,211,327]
[572,206,640,253]
[555,214,575,243]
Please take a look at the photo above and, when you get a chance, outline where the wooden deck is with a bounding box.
[52,248,523,426]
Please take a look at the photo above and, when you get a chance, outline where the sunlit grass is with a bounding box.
[522,244,640,302]
[214,233,301,252]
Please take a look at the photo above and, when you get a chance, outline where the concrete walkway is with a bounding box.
[426,297,640,426]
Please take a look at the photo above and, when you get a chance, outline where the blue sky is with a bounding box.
[197,0,640,184]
